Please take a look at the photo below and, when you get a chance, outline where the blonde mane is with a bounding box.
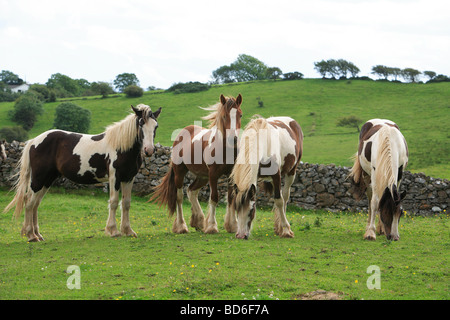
[230,116,269,201]
[374,126,398,199]
[104,104,151,152]
[200,96,235,133]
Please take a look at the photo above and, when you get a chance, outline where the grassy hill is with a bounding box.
[0,79,448,179]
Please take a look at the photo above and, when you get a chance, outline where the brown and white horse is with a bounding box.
[151,94,242,234]
[349,119,408,241]
[231,116,303,239]
[4,104,161,242]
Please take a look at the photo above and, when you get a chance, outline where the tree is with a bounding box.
[371,65,390,80]
[124,85,144,98]
[53,102,91,133]
[231,54,268,82]
[9,91,44,130]
[314,60,330,78]
[211,65,235,84]
[423,71,436,82]
[283,72,304,80]
[0,70,23,85]
[211,54,270,84]
[347,62,361,78]
[401,68,421,83]
[114,73,139,92]
[266,67,283,80]
[336,115,363,133]
[90,82,114,98]
[314,59,359,79]
[46,73,83,97]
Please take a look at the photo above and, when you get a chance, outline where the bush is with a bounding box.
[0,126,28,142]
[166,81,210,94]
[124,85,144,98]
[9,91,44,130]
[53,102,91,133]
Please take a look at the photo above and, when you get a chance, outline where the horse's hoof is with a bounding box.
[204,225,219,234]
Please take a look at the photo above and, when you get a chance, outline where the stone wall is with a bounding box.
[1,142,448,216]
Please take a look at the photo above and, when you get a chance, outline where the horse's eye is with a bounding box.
[139,119,145,126]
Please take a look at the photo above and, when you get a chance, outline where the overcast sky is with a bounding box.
[1,0,449,89]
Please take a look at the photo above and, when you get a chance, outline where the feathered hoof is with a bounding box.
[172,222,189,234]
[204,223,219,234]
[364,230,376,241]
[279,229,294,238]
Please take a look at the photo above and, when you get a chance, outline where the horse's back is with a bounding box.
[359,119,408,176]
[267,117,303,175]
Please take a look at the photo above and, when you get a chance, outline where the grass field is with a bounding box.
[0,79,449,178]
[0,189,448,300]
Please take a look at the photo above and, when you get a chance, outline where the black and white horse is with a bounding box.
[4,104,161,242]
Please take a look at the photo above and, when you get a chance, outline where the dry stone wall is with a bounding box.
[1,142,448,216]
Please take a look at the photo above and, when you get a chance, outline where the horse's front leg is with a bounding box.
[364,187,377,241]
[273,172,294,238]
[105,177,121,237]
[204,174,219,234]
[224,183,237,233]
[120,180,137,237]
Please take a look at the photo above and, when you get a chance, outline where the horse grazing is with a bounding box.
[230,116,303,239]
[151,94,242,234]
[349,119,408,241]
[4,104,161,242]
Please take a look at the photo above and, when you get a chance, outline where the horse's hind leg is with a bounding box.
[105,181,121,237]
[172,167,189,234]
[173,187,189,233]
[22,188,47,242]
[120,180,137,237]
[187,177,207,231]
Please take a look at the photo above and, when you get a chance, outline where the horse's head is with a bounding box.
[233,183,257,240]
[220,94,243,145]
[131,105,162,156]
[379,186,406,241]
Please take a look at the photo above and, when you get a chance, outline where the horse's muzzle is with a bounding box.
[235,233,249,240]
[143,146,154,157]
[386,234,400,241]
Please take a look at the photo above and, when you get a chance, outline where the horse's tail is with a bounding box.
[348,152,366,200]
[149,161,177,216]
[4,140,33,220]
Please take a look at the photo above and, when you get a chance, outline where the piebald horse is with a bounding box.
[4,104,161,242]
[231,116,303,239]
[151,94,242,234]
[349,119,408,241]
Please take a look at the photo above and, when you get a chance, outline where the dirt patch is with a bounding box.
[298,290,342,300]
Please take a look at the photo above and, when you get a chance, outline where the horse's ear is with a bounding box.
[152,107,162,119]
[131,105,143,118]
[248,184,256,200]
[400,190,407,200]
[220,94,227,106]
[236,94,242,106]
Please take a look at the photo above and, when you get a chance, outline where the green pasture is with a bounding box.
[0,189,448,300]
[0,79,449,178]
